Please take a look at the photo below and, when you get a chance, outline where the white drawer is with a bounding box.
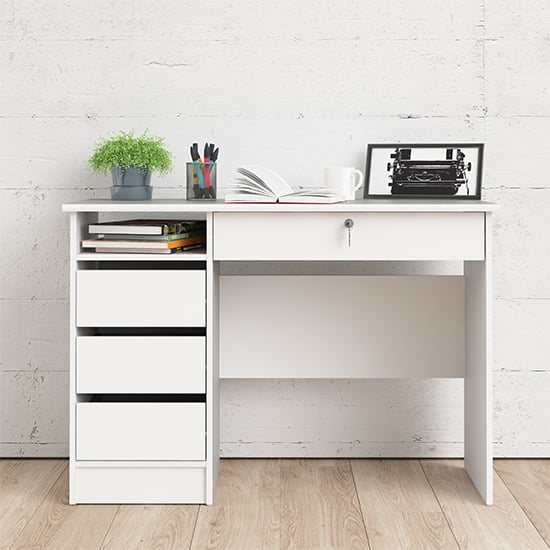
[76,402,205,460]
[213,212,485,261]
[76,336,205,394]
[76,270,205,327]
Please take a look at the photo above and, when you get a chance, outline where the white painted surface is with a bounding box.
[63,199,499,213]
[1,0,549,459]
[70,205,490,503]
[206,213,220,504]
[76,270,205,327]
[73,465,206,504]
[70,210,210,503]
[220,276,465,379]
[69,212,96,499]
[76,336,205,394]
[76,252,208,262]
[76,402,206,461]
[464,213,493,504]
[214,212,485,261]
[220,378,465,457]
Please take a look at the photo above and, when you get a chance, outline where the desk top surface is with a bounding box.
[63,199,499,213]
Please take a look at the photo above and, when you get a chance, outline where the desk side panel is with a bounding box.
[69,212,98,504]
[206,213,220,505]
[464,213,493,505]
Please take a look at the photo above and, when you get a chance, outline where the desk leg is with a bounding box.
[464,213,493,505]
[206,214,220,505]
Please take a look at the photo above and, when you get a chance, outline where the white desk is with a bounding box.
[63,199,498,505]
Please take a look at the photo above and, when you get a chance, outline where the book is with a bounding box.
[93,243,205,254]
[100,230,204,242]
[225,166,346,204]
[82,235,206,250]
[89,219,206,236]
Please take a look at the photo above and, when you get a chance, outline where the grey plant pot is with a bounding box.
[110,166,153,200]
[111,185,153,200]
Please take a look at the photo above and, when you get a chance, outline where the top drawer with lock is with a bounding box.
[213,212,485,261]
[77,270,205,327]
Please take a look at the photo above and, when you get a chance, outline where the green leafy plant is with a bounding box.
[88,130,172,175]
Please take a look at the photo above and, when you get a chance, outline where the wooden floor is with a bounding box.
[1,459,549,550]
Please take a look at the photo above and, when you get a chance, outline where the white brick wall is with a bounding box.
[1,1,549,457]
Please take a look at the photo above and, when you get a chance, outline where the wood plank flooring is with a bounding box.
[1,459,548,550]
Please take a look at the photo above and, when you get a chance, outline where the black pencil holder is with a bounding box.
[186,162,217,200]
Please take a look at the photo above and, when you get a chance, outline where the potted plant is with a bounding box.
[88,130,172,200]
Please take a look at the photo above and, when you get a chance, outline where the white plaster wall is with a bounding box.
[1,1,549,457]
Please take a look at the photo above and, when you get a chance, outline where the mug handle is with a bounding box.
[353,169,364,191]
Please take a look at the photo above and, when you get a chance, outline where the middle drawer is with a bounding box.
[76,336,205,394]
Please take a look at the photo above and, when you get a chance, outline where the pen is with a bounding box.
[190,143,205,190]
[206,144,218,198]
[203,143,212,189]
[206,143,218,185]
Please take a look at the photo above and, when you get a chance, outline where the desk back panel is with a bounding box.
[220,275,464,379]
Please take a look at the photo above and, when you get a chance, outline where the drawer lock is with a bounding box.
[344,218,354,247]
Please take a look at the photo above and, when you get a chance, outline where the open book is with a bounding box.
[225,166,346,204]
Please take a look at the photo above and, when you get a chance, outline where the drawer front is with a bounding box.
[213,212,485,261]
[77,270,205,327]
[74,466,206,503]
[76,336,205,394]
[76,402,205,460]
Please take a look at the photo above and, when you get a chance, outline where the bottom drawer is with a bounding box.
[76,402,205,461]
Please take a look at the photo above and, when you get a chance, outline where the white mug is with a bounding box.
[324,167,364,200]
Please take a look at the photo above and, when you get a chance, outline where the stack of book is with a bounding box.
[82,219,207,254]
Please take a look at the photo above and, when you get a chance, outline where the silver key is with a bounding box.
[344,218,354,247]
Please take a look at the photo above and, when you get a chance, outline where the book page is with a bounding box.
[279,188,346,203]
[239,165,293,197]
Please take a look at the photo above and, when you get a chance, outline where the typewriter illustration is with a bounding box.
[387,147,472,195]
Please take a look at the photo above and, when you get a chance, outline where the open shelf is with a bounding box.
[76,251,207,261]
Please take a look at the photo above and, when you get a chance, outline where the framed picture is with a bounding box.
[365,143,483,199]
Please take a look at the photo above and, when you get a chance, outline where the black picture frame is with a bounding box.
[364,143,484,200]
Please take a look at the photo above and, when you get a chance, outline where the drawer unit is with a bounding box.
[76,402,206,461]
[76,336,205,394]
[76,270,205,327]
[213,212,485,261]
